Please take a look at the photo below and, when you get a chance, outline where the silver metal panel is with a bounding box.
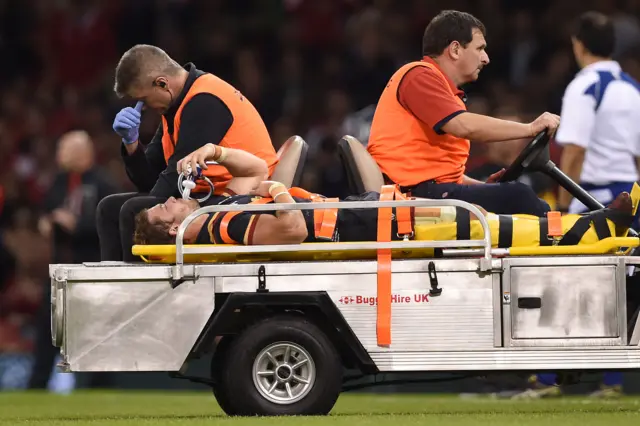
[624,256,640,266]
[631,314,640,346]
[207,259,491,293]
[63,277,215,372]
[325,271,495,352]
[51,263,174,282]
[504,256,623,267]
[492,272,503,347]
[52,259,488,285]
[509,265,619,341]
[370,348,640,371]
[616,258,629,344]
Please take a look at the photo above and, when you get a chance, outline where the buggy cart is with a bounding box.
[50,133,640,416]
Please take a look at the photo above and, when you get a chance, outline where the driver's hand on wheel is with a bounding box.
[528,112,560,137]
[486,168,506,183]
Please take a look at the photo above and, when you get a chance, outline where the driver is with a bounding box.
[366,10,559,217]
[132,146,636,248]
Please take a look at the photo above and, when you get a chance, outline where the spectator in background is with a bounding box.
[28,130,117,391]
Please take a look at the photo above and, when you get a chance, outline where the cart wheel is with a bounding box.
[211,337,238,416]
[218,315,343,416]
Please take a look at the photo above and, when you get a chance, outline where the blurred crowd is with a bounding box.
[0,0,639,386]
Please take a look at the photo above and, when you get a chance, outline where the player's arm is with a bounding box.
[177,144,269,195]
[149,94,234,198]
[554,78,596,210]
[248,182,308,245]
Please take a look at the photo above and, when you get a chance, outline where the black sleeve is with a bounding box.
[73,172,120,239]
[43,175,63,213]
[149,93,234,198]
[122,124,166,192]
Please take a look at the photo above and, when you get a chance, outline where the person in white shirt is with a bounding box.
[518,11,640,401]
[555,12,640,216]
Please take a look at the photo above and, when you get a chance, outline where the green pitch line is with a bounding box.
[1,391,640,426]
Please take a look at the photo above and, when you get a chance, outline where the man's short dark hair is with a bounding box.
[422,10,487,57]
[133,209,175,245]
[114,44,182,98]
[572,12,615,58]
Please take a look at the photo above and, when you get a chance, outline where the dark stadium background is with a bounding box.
[0,0,639,393]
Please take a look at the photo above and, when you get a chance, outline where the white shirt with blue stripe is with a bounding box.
[555,60,640,213]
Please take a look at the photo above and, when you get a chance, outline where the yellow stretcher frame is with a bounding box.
[132,236,639,264]
[134,183,640,263]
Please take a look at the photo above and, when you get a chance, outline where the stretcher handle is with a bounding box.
[171,198,494,281]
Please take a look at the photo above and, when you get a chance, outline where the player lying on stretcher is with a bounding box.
[133,144,637,248]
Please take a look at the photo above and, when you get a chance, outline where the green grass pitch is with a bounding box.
[1,391,640,425]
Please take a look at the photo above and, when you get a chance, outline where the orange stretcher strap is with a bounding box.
[392,186,413,236]
[218,197,272,244]
[376,185,396,347]
[547,211,563,238]
[314,197,339,241]
[376,184,415,346]
[289,187,338,241]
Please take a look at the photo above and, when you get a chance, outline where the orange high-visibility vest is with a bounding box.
[162,74,278,194]
[368,61,470,187]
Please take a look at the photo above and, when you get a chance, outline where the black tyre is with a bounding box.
[211,337,238,415]
[217,315,343,416]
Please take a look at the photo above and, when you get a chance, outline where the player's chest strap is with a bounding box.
[289,187,339,241]
[376,184,414,347]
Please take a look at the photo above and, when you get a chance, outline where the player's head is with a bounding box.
[571,12,615,68]
[114,44,186,114]
[422,10,489,85]
[133,197,199,244]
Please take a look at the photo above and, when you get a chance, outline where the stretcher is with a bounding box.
[50,133,640,416]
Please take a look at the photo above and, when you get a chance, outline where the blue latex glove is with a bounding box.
[113,101,144,145]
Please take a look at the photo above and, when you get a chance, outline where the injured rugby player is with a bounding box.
[132,146,637,248]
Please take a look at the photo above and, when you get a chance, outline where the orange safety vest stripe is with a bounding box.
[368,61,470,187]
[161,74,278,195]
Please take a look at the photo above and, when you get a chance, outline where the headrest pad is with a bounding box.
[341,136,384,193]
[271,136,308,188]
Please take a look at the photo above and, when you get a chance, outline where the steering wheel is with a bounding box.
[497,130,551,183]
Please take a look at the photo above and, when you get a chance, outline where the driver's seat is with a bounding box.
[271,135,309,188]
[337,135,385,194]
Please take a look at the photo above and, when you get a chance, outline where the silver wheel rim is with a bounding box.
[252,342,316,405]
